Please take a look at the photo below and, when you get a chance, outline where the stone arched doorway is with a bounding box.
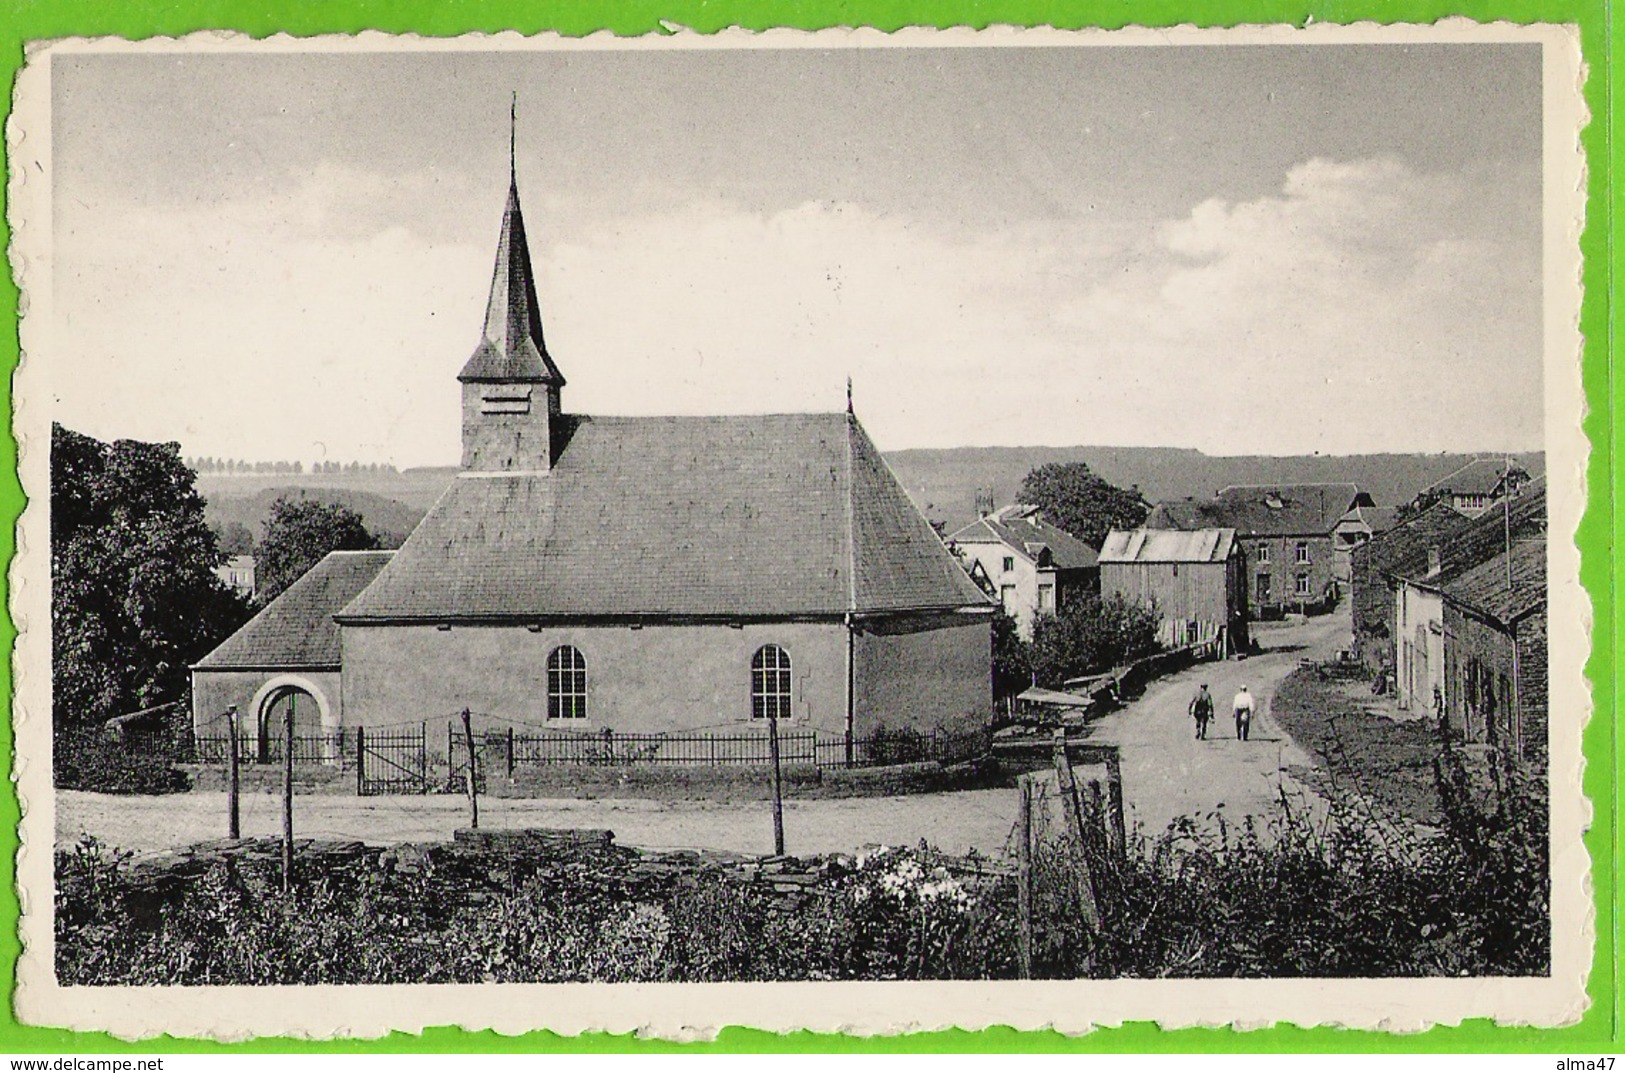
[256,683,326,763]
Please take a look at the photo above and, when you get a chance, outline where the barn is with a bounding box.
[1096,527,1247,654]
[190,160,994,759]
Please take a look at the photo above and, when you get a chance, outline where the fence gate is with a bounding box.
[355,724,433,795]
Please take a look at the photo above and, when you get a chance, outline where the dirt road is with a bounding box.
[55,786,1019,859]
[1084,608,1349,840]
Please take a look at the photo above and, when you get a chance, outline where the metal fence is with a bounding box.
[191,730,344,766]
[464,725,990,772]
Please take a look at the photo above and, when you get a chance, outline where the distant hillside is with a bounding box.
[199,452,1545,545]
[883,447,1546,531]
[203,486,430,549]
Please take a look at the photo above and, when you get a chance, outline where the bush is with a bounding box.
[53,730,190,795]
[1030,593,1161,687]
[55,740,1548,982]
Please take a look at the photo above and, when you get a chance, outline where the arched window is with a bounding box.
[751,645,792,720]
[547,645,588,720]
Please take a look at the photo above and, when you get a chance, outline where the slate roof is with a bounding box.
[193,551,394,670]
[1338,504,1400,535]
[1387,479,1547,587]
[338,413,990,621]
[946,506,1099,570]
[1098,527,1236,564]
[1359,501,1474,581]
[1444,537,1546,626]
[458,177,565,386]
[1148,483,1367,538]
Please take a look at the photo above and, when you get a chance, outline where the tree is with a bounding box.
[1019,462,1150,549]
[991,607,1031,701]
[1029,593,1161,687]
[214,520,256,556]
[254,495,380,604]
[51,424,251,731]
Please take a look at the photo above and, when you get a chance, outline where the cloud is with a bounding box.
[50,155,1541,465]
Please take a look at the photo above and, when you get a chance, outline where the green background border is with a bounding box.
[0,0,1614,1054]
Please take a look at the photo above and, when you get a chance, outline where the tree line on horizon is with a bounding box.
[187,457,400,476]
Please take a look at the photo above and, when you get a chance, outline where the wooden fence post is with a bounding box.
[1104,748,1127,861]
[226,706,240,840]
[506,726,516,778]
[355,725,366,795]
[461,708,479,830]
[767,713,785,856]
[1051,736,1102,932]
[281,693,295,893]
[1017,776,1034,979]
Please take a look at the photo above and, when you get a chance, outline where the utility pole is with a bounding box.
[281,693,295,893]
[767,711,785,856]
[1503,455,1514,590]
[460,707,479,830]
[226,706,240,840]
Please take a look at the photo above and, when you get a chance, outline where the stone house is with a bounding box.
[1147,483,1371,615]
[945,505,1099,640]
[1349,502,1474,675]
[191,161,994,756]
[1097,527,1247,653]
[1441,537,1546,767]
[1380,481,1546,715]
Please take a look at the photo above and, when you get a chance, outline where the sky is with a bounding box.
[48,41,1546,467]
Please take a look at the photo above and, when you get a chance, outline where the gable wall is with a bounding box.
[852,613,991,737]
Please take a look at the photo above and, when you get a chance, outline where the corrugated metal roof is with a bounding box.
[194,551,394,669]
[1097,527,1236,564]
[338,412,989,620]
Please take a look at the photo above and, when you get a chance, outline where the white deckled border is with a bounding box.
[6,21,1594,1040]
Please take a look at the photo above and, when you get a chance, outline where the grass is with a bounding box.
[1270,666,1444,826]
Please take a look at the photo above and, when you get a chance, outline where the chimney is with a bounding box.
[1426,546,1442,578]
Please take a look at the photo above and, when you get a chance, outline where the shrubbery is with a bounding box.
[53,731,190,796]
[1029,593,1161,688]
[57,743,1548,982]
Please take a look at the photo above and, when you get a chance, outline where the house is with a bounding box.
[1147,483,1372,615]
[191,153,994,758]
[1349,501,1473,675]
[213,554,256,600]
[1097,527,1247,654]
[1415,457,1533,518]
[945,504,1099,640]
[1441,536,1546,766]
[1382,480,1546,715]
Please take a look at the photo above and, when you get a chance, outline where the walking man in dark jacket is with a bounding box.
[1189,684,1215,740]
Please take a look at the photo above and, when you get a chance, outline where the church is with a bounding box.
[190,150,994,757]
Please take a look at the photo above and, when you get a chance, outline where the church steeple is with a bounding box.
[458,98,564,388]
[458,98,566,474]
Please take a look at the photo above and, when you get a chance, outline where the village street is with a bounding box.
[1085,606,1348,841]
[58,610,1349,861]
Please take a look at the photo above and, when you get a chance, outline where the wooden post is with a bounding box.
[354,725,367,793]
[1017,776,1034,979]
[281,694,295,893]
[767,712,785,856]
[226,706,240,840]
[1104,748,1127,861]
[1052,739,1102,931]
[506,726,516,778]
[461,707,479,830]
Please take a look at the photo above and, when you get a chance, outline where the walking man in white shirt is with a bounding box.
[1232,685,1256,741]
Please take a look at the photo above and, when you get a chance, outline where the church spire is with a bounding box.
[458,96,564,387]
